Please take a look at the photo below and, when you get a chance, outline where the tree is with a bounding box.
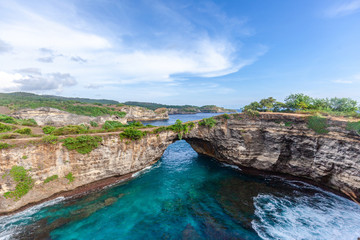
[329,98,358,112]
[243,101,262,112]
[284,93,313,110]
[259,97,276,111]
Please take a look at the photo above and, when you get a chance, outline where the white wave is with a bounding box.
[252,193,360,240]
[131,161,161,178]
[0,197,65,240]
[221,163,242,171]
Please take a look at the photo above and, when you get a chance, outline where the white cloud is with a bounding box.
[325,0,360,17]
[0,0,265,96]
[332,79,353,84]
[331,74,360,84]
[0,70,77,92]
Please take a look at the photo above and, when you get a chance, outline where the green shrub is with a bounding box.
[42,126,56,134]
[65,172,74,183]
[0,123,12,133]
[52,125,88,136]
[0,134,17,140]
[0,142,11,149]
[285,121,293,127]
[346,121,360,135]
[223,113,230,119]
[17,119,37,126]
[3,166,33,200]
[42,135,59,144]
[0,114,17,124]
[307,115,329,134]
[22,155,28,159]
[44,175,58,183]
[243,109,260,118]
[63,135,102,154]
[14,128,32,135]
[90,121,98,127]
[119,128,145,140]
[198,117,217,128]
[102,121,126,130]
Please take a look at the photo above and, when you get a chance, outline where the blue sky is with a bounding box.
[0,0,359,108]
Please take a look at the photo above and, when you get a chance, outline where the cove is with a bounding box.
[1,114,360,239]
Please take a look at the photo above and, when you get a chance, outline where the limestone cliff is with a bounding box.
[11,107,127,126]
[0,113,359,215]
[119,106,168,121]
[185,114,360,202]
[0,131,177,214]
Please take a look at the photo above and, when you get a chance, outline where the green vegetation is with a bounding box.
[307,115,329,134]
[52,125,89,135]
[0,114,37,126]
[90,121,98,127]
[0,114,17,124]
[0,133,16,140]
[42,135,59,144]
[346,121,360,135]
[42,126,56,134]
[285,121,293,127]
[119,128,146,140]
[62,135,102,154]
[0,123,12,133]
[65,172,74,183]
[14,128,32,135]
[242,94,359,117]
[222,113,230,119]
[165,120,195,140]
[3,166,33,200]
[44,175,58,183]
[198,117,217,128]
[0,92,123,117]
[22,155,28,159]
[16,119,37,126]
[0,142,11,149]
[124,101,235,113]
[243,109,260,118]
[103,120,126,130]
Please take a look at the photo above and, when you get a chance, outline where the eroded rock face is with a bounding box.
[0,113,359,214]
[11,107,127,126]
[0,131,178,214]
[185,114,360,202]
[119,106,169,121]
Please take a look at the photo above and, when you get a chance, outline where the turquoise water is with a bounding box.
[1,113,360,239]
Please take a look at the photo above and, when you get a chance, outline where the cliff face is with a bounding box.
[119,106,169,121]
[185,114,360,202]
[11,106,168,126]
[11,107,127,126]
[0,131,178,214]
[0,113,359,215]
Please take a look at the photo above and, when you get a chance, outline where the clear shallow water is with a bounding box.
[1,114,360,240]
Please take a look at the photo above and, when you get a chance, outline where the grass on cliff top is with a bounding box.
[307,115,329,134]
[62,135,103,154]
[0,114,37,126]
[3,166,33,200]
[346,121,360,135]
[0,92,125,117]
[0,123,13,133]
[198,117,217,128]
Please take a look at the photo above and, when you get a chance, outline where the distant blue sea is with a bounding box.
[1,113,360,240]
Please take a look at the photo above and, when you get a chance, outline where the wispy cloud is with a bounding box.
[325,0,360,17]
[0,69,77,92]
[331,74,360,84]
[0,0,266,103]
